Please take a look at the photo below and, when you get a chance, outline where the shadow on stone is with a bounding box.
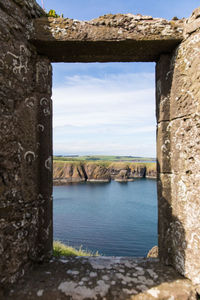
[1,256,196,299]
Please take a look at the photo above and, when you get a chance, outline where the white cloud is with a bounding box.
[53,72,156,156]
[54,141,156,157]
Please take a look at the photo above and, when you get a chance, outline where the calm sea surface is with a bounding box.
[53,179,157,257]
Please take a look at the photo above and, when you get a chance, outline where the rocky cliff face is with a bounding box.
[53,161,156,184]
[53,162,86,183]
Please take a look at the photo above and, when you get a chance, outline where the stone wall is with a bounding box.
[156,7,200,284]
[0,0,200,289]
[0,0,53,285]
[32,6,200,284]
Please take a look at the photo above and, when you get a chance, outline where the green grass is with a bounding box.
[53,160,157,174]
[53,241,100,257]
[53,160,112,168]
[53,160,83,166]
[53,155,156,163]
[145,162,157,172]
[54,160,156,169]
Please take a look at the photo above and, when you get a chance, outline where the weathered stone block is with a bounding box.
[30,15,184,62]
[157,121,171,173]
[169,173,200,284]
[169,32,200,120]
[157,173,173,264]
[170,115,200,174]
[185,18,200,34]
[156,7,200,284]
[156,54,173,122]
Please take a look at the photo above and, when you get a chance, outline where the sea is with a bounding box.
[53,178,157,257]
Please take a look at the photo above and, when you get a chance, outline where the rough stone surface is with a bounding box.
[1,0,200,295]
[31,15,184,62]
[0,0,52,286]
[156,7,200,284]
[1,257,197,300]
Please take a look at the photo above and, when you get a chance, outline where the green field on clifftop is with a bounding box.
[53,155,156,163]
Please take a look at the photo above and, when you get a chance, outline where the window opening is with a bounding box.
[52,62,157,257]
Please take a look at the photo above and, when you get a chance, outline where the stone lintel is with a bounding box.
[30,16,184,62]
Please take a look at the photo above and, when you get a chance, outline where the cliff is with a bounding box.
[53,161,156,184]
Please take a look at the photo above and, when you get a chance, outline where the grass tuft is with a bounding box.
[53,241,100,257]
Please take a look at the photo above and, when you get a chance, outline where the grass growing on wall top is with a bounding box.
[53,241,100,257]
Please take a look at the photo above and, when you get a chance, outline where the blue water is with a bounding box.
[53,179,157,257]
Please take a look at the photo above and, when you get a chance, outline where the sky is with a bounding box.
[36,0,199,157]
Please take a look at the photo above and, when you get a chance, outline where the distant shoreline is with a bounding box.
[54,154,156,163]
[53,177,156,186]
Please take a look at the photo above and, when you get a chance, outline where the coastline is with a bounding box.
[53,177,156,185]
[53,160,157,185]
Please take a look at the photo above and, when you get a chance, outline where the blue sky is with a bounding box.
[37,0,199,20]
[35,0,199,157]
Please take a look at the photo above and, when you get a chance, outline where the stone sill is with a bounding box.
[2,257,197,299]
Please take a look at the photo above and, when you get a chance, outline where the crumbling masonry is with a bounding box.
[0,0,200,298]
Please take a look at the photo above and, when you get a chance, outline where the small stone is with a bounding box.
[59,259,68,264]
[147,288,160,297]
[102,275,109,281]
[138,276,147,282]
[66,270,79,275]
[137,284,148,292]
[37,290,44,297]
[119,269,125,273]
[82,277,89,282]
[89,272,97,278]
